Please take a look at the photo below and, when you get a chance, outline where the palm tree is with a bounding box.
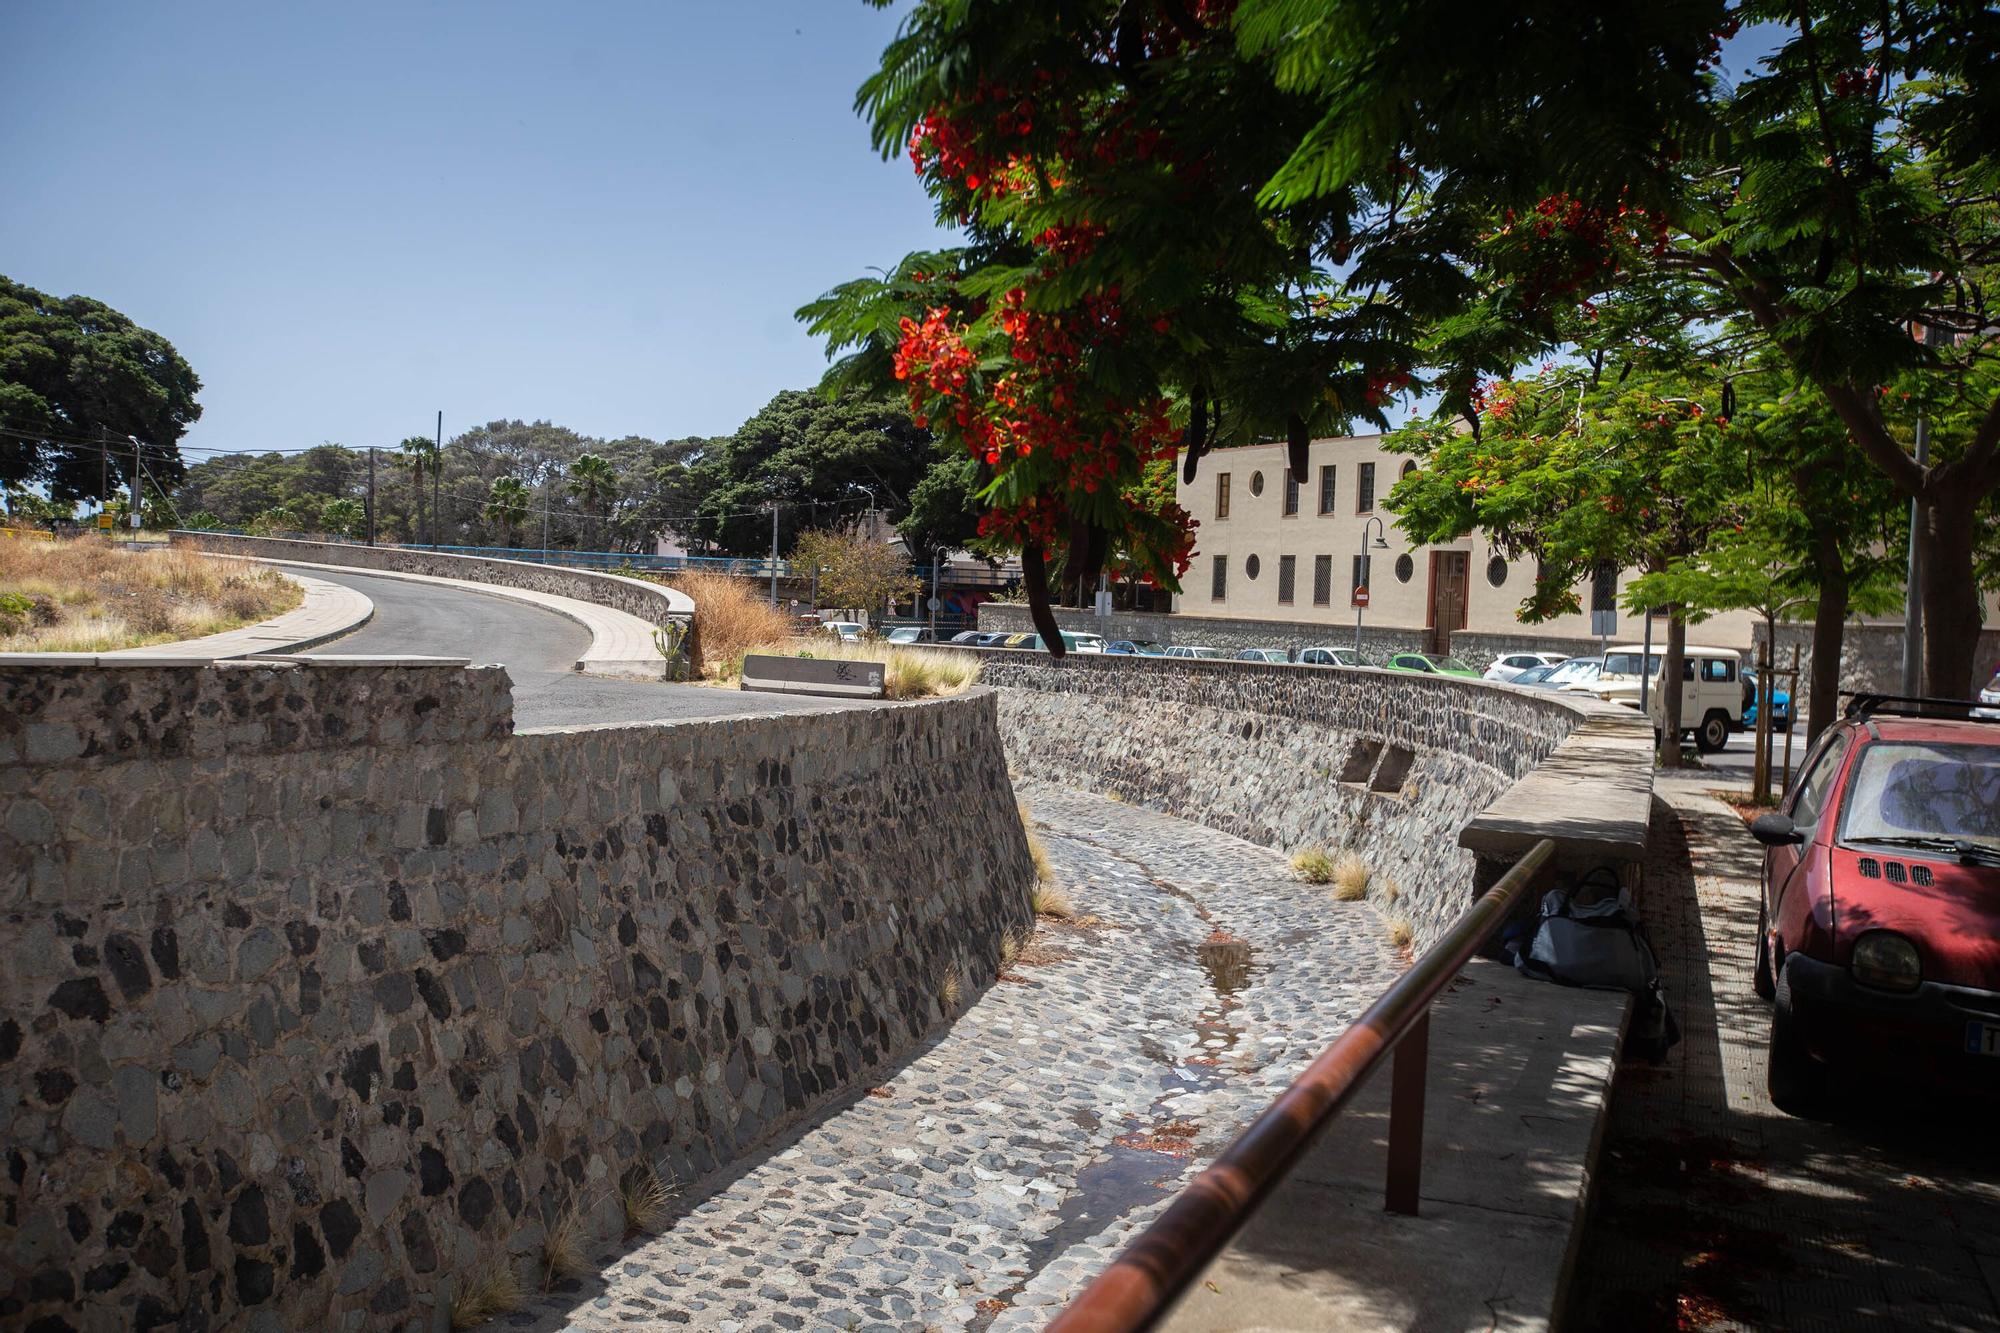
[397,435,441,546]
[567,453,618,552]
[484,476,531,548]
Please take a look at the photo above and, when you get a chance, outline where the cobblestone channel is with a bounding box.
[517,787,1399,1332]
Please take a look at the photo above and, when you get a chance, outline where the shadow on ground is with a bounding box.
[1564,796,2000,1333]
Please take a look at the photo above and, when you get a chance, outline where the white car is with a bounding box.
[1165,645,1227,659]
[1483,651,1568,682]
[1299,646,1362,667]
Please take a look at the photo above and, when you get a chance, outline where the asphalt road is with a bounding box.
[303,568,867,729]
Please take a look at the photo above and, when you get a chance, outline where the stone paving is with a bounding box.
[514,786,1400,1332]
[1566,791,2000,1332]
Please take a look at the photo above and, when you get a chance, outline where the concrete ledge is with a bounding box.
[1161,959,1630,1333]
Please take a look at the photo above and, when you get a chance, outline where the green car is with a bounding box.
[1384,651,1483,679]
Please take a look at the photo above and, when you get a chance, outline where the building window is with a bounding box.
[1351,553,1372,593]
[1249,470,1265,497]
[1486,555,1508,587]
[1313,555,1332,605]
[1216,472,1231,520]
[1356,462,1376,513]
[1395,552,1415,583]
[1245,553,1262,580]
[1318,465,1337,515]
[1277,555,1296,603]
[1211,554,1228,600]
[1283,470,1300,517]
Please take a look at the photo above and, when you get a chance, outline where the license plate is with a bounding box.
[1966,1022,2000,1057]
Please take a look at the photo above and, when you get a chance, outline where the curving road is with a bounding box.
[304,568,868,729]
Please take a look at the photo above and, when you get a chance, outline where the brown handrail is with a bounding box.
[1047,836,1557,1332]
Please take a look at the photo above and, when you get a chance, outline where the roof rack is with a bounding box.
[1840,691,2000,724]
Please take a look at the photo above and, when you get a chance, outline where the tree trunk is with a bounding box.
[1022,540,1066,659]
[1807,562,1848,743]
[1658,614,1687,768]
[1921,491,1983,700]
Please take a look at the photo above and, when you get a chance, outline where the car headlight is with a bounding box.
[1850,930,1922,992]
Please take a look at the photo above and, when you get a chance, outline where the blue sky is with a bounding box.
[0,2,951,453]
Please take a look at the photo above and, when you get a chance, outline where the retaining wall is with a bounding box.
[0,661,1031,1331]
[168,532,698,677]
[971,651,1614,948]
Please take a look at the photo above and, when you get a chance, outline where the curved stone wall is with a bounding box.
[0,662,1031,1330]
[167,532,698,676]
[971,651,1626,946]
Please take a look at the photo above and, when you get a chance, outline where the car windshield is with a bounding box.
[1839,741,2000,850]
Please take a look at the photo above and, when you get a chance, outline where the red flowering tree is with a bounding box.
[803,2,1428,652]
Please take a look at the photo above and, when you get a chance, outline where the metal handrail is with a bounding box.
[1047,836,1557,1332]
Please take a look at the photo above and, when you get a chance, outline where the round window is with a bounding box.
[1245,553,1262,579]
[1486,555,1508,588]
[1394,553,1414,583]
[1248,471,1265,497]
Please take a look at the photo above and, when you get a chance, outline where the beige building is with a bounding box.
[1173,435,1761,653]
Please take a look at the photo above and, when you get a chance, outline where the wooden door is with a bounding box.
[1429,551,1469,651]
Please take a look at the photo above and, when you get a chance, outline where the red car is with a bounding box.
[1751,695,2000,1112]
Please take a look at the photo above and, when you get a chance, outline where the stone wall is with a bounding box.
[0,661,1031,1332]
[967,650,1593,949]
[168,532,698,677]
[974,603,1429,658]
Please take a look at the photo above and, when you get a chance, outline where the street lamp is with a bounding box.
[1354,517,1390,658]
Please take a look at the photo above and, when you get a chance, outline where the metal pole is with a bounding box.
[432,410,442,550]
[367,447,377,546]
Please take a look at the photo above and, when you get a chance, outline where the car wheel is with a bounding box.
[1752,901,1775,1000]
[1766,968,1828,1116]
[1696,710,1730,753]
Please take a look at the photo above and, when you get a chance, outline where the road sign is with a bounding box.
[927,596,942,612]
[1352,585,1370,608]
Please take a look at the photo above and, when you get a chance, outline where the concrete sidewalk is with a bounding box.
[1161,957,1628,1332]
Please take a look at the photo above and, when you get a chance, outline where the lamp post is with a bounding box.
[1354,516,1389,658]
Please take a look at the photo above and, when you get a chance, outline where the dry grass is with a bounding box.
[1385,915,1415,951]
[668,570,798,677]
[450,1264,523,1329]
[541,1203,592,1287]
[1333,851,1371,901]
[619,1164,676,1237]
[1290,847,1336,884]
[0,538,300,652]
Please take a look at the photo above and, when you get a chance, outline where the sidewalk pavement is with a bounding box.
[1160,956,1627,1332]
[1564,789,2000,1332]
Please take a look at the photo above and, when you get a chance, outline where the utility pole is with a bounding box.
[366,447,377,546]
[768,503,780,606]
[432,411,443,550]
[1902,322,1943,695]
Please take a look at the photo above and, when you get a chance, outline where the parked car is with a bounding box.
[1750,695,2000,1111]
[1975,669,2000,720]
[1237,648,1291,663]
[820,621,864,642]
[1742,667,1793,731]
[1164,645,1227,659]
[1106,639,1169,656]
[885,626,936,644]
[1483,651,1568,682]
[1384,652,1482,678]
[1299,646,1362,667]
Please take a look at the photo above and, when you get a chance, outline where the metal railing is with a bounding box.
[1047,836,1557,1332]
